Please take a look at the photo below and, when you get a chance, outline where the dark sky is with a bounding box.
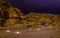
[6,0,60,14]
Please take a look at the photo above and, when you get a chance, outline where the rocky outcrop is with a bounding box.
[0,0,24,27]
[0,0,60,28]
[21,12,59,28]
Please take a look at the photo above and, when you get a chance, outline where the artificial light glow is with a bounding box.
[14,31,22,34]
[6,30,10,32]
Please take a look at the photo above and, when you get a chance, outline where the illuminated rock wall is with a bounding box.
[23,12,60,27]
[0,0,24,27]
[0,0,60,28]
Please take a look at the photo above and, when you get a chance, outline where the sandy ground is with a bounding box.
[0,28,60,38]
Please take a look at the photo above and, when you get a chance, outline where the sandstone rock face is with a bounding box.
[0,0,24,27]
[23,12,60,28]
[0,0,60,28]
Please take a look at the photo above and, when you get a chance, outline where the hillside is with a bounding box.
[0,0,60,29]
[0,0,24,27]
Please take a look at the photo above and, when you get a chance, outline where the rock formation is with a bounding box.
[0,0,24,27]
[0,0,60,28]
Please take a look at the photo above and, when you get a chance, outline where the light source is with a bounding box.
[6,30,10,32]
[14,31,22,34]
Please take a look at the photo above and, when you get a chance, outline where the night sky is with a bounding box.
[6,0,60,14]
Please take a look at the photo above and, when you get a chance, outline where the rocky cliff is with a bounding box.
[0,0,24,27]
[0,0,60,28]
